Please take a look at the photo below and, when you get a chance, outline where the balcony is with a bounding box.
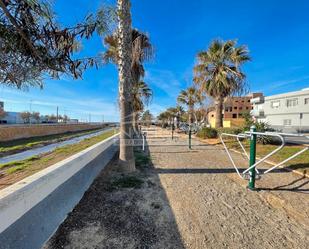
[250,109,265,117]
[250,96,264,104]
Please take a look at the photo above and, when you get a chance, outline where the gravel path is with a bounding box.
[44,126,309,249]
[147,127,309,248]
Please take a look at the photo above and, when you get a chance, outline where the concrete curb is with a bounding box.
[0,133,119,249]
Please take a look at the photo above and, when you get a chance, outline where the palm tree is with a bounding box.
[117,0,135,171]
[177,87,203,125]
[132,81,152,133]
[104,28,153,136]
[174,105,184,128]
[194,39,250,128]
[103,29,153,82]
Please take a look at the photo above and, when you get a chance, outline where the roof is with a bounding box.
[265,88,309,100]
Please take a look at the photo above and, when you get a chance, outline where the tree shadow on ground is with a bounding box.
[256,176,309,193]
[286,163,308,173]
[154,167,287,174]
[44,149,185,249]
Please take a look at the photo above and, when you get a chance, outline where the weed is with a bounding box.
[135,151,150,168]
[111,176,144,189]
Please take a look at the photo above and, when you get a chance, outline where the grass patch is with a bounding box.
[0,128,104,155]
[0,155,40,173]
[111,176,144,189]
[135,150,150,168]
[225,140,309,174]
[0,129,117,176]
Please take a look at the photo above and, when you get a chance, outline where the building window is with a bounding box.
[239,107,243,110]
[283,119,292,126]
[286,98,298,107]
[305,98,309,105]
[234,107,237,110]
[232,114,237,118]
[271,100,280,108]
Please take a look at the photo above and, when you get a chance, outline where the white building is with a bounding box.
[251,88,309,133]
[0,112,24,124]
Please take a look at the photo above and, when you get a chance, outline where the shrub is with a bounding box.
[196,127,218,139]
[216,127,243,135]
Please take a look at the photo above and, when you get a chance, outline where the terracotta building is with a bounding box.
[207,93,263,127]
[223,93,263,119]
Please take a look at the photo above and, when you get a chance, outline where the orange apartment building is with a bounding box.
[207,93,263,127]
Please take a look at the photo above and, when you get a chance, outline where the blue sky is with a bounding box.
[2,0,309,121]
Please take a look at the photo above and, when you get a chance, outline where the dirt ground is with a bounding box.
[44,127,309,249]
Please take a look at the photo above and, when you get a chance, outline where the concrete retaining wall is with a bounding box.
[0,123,108,142]
[0,134,119,249]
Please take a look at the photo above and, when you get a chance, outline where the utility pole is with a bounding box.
[29,99,33,125]
[56,106,59,123]
[89,113,91,123]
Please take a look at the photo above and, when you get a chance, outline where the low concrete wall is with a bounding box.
[0,134,119,249]
[0,123,107,142]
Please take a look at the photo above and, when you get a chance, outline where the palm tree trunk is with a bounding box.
[132,111,139,135]
[215,97,223,128]
[188,105,194,125]
[117,0,135,172]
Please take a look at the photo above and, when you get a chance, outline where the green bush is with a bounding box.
[216,127,243,135]
[196,127,218,139]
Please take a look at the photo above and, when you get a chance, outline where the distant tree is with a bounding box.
[49,114,57,122]
[167,106,185,128]
[44,114,57,123]
[31,112,40,123]
[0,0,113,89]
[194,39,250,128]
[177,87,204,124]
[194,107,207,125]
[141,110,153,126]
[132,81,152,132]
[63,115,69,123]
[20,111,31,123]
[157,110,174,127]
[157,111,169,127]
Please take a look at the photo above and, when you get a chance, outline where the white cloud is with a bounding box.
[145,69,182,99]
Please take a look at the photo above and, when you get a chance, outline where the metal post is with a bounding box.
[188,126,192,149]
[172,123,174,140]
[248,125,257,190]
[142,132,145,151]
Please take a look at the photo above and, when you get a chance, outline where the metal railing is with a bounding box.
[220,127,309,190]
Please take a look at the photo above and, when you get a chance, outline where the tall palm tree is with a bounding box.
[132,81,153,132]
[194,39,250,128]
[104,28,153,135]
[103,29,153,81]
[177,87,203,124]
[117,0,135,171]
